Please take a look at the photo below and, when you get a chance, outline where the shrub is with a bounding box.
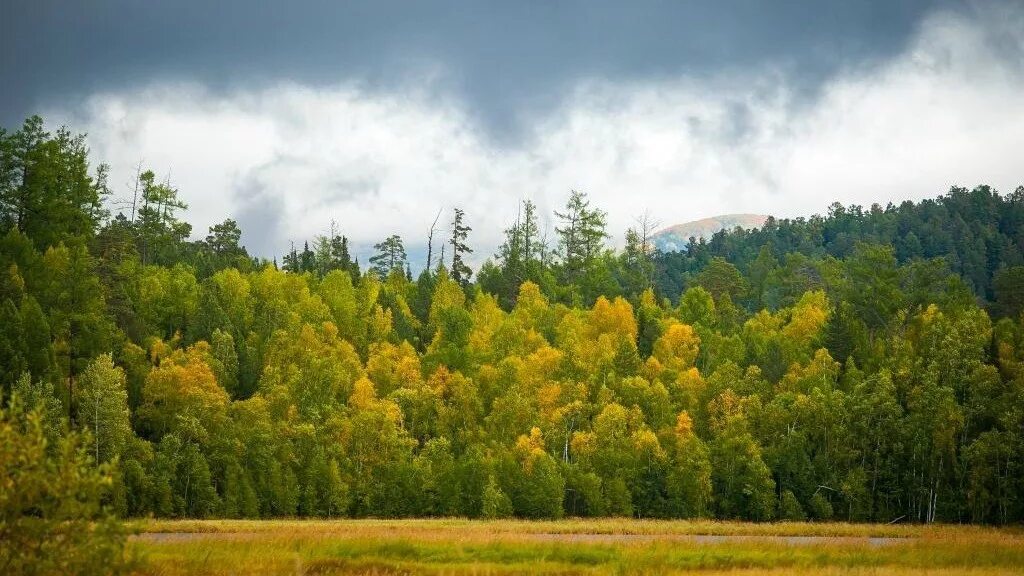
[0,394,129,575]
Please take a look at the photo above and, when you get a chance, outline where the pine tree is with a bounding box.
[297,241,312,273]
[449,208,473,285]
[555,190,607,285]
[0,117,108,249]
[369,235,408,277]
[330,229,354,274]
[282,241,299,273]
[135,170,190,266]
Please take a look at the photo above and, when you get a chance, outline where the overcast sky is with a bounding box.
[3,0,1023,265]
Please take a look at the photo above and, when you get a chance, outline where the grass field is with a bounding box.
[127,518,1024,575]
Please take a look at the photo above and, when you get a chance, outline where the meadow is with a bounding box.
[127,519,1024,575]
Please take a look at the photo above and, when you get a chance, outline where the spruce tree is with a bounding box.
[449,208,473,285]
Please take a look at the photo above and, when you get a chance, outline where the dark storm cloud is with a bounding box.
[30,2,1024,263]
[1,0,952,135]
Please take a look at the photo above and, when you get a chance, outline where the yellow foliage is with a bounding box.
[639,288,658,311]
[367,341,423,394]
[6,262,25,293]
[511,281,550,328]
[426,365,452,393]
[380,400,405,426]
[590,296,638,341]
[250,265,331,330]
[148,337,173,364]
[653,322,700,371]
[707,389,745,432]
[429,273,466,326]
[515,427,548,472]
[779,348,840,393]
[537,382,563,415]
[663,366,706,413]
[631,428,665,460]
[349,377,378,410]
[521,346,563,388]
[675,411,694,439]
[744,309,783,334]
[641,356,664,381]
[367,305,393,344]
[139,343,229,442]
[570,430,597,460]
[468,293,506,358]
[782,290,829,345]
[212,267,251,305]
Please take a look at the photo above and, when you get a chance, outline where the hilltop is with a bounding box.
[651,214,769,252]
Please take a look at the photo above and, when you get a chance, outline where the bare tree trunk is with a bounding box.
[635,210,661,287]
[426,209,442,271]
[130,161,142,223]
[95,391,100,463]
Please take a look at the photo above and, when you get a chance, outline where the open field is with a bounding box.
[127,519,1024,575]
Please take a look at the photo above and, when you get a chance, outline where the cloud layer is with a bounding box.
[49,4,1024,265]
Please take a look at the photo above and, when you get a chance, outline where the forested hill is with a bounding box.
[654,188,1024,313]
[3,116,1024,526]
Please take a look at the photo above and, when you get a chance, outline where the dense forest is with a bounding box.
[4,116,1024,536]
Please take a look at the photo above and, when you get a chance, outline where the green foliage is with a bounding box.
[369,234,408,278]
[481,476,514,519]
[75,354,132,464]
[5,115,1024,532]
[0,116,108,250]
[779,490,807,520]
[810,492,835,521]
[710,416,776,521]
[449,208,473,286]
[695,257,748,303]
[994,265,1024,319]
[135,170,191,266]
[0,394,128,575]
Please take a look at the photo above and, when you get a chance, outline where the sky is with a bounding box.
[3,0,1023,265]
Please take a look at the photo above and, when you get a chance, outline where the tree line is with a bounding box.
[3,117,1024,540]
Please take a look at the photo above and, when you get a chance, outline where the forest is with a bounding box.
[3,116,1024,570]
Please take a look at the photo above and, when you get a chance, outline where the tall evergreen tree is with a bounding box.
[135,170,190,266]
[555,190,607,286]
[0,116,108,248]
[449,208,473,285]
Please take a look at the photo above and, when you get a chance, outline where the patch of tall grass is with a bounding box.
[128,519,1024,576]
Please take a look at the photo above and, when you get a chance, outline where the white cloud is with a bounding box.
[49,4,1024,265]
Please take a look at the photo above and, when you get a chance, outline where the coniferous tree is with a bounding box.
[299,241,315,273]
[555,190,607,288]
[369,234,408,278]
[449,208,473,286]
[135,170,190,266]
[0,116,108,249]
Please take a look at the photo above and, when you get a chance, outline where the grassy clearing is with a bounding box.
[128,519,1024,575]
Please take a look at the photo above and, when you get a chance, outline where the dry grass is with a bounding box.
[127,518,1024,575]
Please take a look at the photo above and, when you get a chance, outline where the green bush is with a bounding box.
[0,394,129,575]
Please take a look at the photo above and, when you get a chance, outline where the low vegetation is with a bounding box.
[129,519,1024,575]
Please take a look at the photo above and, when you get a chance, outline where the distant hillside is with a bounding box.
[652,214,769,252]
